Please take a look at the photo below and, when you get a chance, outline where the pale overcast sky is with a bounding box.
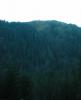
[0,0,81,26]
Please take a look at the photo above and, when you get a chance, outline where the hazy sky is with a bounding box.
[0,0,81,26]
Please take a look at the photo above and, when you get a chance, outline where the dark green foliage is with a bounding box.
[0,20,81,100]
[0,66,33,100]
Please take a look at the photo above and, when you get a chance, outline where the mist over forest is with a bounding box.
[0,20,81,100]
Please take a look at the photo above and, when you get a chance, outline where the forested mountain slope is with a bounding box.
[0,20,81,71]
[0,20,81,100]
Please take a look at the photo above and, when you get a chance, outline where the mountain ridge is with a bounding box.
[0,20,81,100]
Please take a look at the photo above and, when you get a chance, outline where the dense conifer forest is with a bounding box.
[0,20,81,100]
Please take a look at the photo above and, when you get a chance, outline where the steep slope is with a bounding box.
[0,20,81,100]
[0,20,81,73]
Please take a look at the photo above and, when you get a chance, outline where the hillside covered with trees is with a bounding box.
[0,20,81,100]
